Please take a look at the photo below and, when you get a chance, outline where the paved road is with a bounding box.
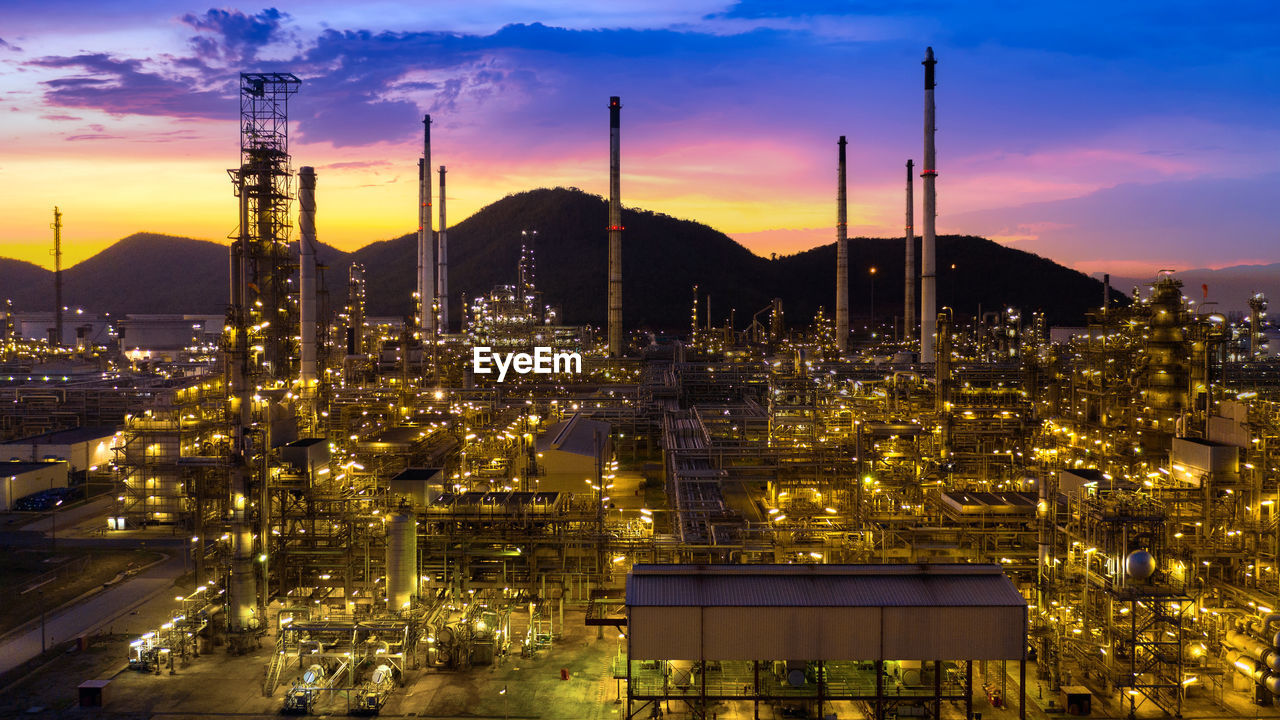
[15,495,113,535]
[0,550,185,676]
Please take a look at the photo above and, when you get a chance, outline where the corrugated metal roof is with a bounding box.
[0,460,67,474]
[536,414,610,457]
[2,425,118,445]
[626,563,1025,608]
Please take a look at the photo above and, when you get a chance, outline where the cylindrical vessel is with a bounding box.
[230,524,258,632]
[386,512,417,610]
[298,167,318,390]
[1227,631,1280,672]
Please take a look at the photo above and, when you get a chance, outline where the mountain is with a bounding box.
[0,188,1117,328]
[350,188,1118,327]
[1,232,353,315]
[0,258,53,310]
[350,188,775,326]
[1101,265,1280,315]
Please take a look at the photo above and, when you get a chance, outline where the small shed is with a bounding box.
[78,679,110,707]
[624,563,1029,720]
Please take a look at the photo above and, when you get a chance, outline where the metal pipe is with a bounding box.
[608,96,623,357]
[920,47,938,361]
[228,243,242,310]
[1227,630,1280,671]
[836,136,849,352]
[904,159,915,345]
[419,115,435,336]
[298,166,318,391]
[437,165,449,333]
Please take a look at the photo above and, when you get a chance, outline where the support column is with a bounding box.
[1019,658,1027,720]
[966,660,974,720]
[876,659,884,720]
[934,659,943,720]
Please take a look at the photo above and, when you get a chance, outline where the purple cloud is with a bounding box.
[322,160,392,169]
[29,53,231,119]
[181,7,291,66]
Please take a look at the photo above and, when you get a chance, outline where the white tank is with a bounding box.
[386,513,417,610]
[1125,550,1156,580]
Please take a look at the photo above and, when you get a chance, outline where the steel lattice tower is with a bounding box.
[232,72,301,381]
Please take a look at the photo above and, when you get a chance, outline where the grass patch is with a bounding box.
[0,548,163,635]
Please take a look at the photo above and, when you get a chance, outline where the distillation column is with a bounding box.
[1251,293,1269,359]
[228,181,258,635]
[835,136,849,352]
[418,115,435,335]
[298,167,318,396]
[347,264,366,356]
[437,165,449,332]
[608,96,623,357]
[920,47,938,360]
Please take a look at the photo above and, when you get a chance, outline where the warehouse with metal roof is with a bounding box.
[623,563,1029,720]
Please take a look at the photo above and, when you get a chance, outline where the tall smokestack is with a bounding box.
[418,115,435,336]
[904,160,916,344]
[836,136,849,352]
[608,96,623,357]
[51,207,62,346]
[1102,273,1111,311]
[437,165,449,332]
[298,167,318,393]
[920,47,938,361]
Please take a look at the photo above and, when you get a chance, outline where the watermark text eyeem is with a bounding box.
[472,346,583,382]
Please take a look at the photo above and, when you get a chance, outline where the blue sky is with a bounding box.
[0,0,1276,277]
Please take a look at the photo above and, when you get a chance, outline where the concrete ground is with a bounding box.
[3,574,1272,720]
[7,591,1280,720]
[1,507,1278,720]
[0,600,622,720]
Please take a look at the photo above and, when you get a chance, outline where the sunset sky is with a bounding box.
[0,1,1276,277]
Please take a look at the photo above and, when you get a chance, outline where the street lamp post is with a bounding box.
[51,498,63,550]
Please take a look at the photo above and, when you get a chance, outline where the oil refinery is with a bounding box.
[1,44,1280,720]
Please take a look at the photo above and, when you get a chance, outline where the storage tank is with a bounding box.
[1124,550,1156,581]
[385,512,417,610]
[229,525,258,631]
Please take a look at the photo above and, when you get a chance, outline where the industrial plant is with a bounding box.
[2,47,1280,720]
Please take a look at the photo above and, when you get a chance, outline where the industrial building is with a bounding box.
[1,47,1279,720]
[625,563,1028,720]
[0,459,68,510]
[1,425,118,473]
